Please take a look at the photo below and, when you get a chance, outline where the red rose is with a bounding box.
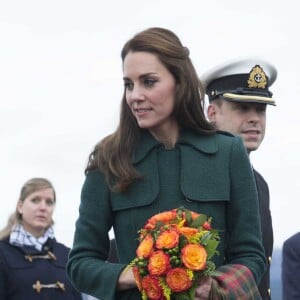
[142,275,164,300]
[203,221,212,230]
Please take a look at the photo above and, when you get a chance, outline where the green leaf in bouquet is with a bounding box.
[205,239,220,259]
[200,232,212,245]
[183,208,193,225]
[173,286,196,300]
[179,234,189,249]
[189,214,207,228]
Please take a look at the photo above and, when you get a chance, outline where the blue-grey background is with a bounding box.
[270,248,282,300]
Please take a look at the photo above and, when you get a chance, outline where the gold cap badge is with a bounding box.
[247,65,268,89]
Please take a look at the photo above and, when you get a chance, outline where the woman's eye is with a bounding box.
[31,197,39,204]
[124,81,133,90]
[46,199,55,206]
[144,78,156,87]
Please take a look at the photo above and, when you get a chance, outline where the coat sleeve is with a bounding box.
[66,170,126,300]
[222,137,266,283]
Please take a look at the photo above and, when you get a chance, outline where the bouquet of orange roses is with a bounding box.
[129,207,220,300]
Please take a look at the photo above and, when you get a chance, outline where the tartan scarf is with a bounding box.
[210,264,262,300]
[9,223,54,251]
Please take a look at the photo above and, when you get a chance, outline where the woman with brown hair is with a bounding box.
[67,27,266,300]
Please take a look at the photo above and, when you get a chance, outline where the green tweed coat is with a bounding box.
[67,130,266,300]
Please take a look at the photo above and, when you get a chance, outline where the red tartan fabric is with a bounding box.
[210,264,262,300]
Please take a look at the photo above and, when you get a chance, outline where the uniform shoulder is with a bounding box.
[284,232,300,248]
[253,169,267,184]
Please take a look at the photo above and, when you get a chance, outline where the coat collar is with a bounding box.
[133,130,220,164]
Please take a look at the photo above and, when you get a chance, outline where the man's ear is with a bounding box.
[207,103,218,122]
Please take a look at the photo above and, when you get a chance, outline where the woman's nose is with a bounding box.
[39,201,47,210]
[128,85,145,103]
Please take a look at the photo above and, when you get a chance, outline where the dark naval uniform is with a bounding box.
[282,232,300,300]
[0,237,82,300]
[254,169,273,299]
[201,57,277,300]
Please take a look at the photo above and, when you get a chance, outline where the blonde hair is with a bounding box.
[0,178,56,240]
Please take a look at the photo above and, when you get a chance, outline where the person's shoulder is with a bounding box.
[54,241,70,251]
[284,232,300,248]
[0,239,19,259]
[85,166,103,176]
[48,238,71,254]
[213,131,250,159]
[50,240,72,263]
[0,238,10,249]
[180,129,244,155]
[216,130,235,138]
[214,130,243,146]
[253,168,267,184]
[215,130,240,143]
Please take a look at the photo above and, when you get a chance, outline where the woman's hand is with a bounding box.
[117,267,137,291]
[195,276,213,300]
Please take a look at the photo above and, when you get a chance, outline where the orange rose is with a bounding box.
[177,226,199,240]
[181,244,207,271]
[156,229,179,249]
[148,250,170,276]
[136,234,154,258]
[166,267,193,292]
[142,275,164,300]
[145,211,177,230]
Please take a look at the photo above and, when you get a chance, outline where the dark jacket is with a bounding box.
[282,232,300,300]
[254,169,274,300]
[0,237,82,300]
[67,130,266,300]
